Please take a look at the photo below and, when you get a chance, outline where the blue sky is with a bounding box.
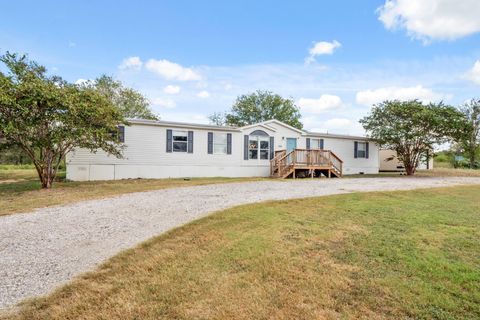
[2,0,480,134]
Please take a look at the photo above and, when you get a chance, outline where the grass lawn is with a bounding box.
[4,186,480,319]
[417,167,480,177]
[0,167,265,216]
[346,167,480,179]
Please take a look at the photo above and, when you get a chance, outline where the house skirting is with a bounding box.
[66,164,271,181]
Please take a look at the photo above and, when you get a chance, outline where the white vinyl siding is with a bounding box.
[66,120,380,181]
[68,125,238,167]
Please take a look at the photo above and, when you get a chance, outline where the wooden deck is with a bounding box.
[270,149,343,179]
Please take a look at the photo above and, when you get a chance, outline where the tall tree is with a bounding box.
[360,100,464,175]
[224,90,303,129]
[0,53,126,188]
[94,75,158,120]
[458,99,480,169]
[208,111,227,126]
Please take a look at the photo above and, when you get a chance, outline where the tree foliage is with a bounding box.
[224,90,303,129]
[94,75,158,120]
[0,145,32,164]
[360,100,464,175]
[457,99,480,169]
[0,52,126,188]
[208,111,227,126]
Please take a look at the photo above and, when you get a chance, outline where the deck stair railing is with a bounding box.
[270,148,343,178]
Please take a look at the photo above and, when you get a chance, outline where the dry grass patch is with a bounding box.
[346,167,480,179]
[416,167,480,177]
[3,186,480,319]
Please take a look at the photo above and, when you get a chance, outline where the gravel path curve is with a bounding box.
[1,176,480,310]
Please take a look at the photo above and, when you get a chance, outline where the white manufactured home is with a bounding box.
[66,119,379,181]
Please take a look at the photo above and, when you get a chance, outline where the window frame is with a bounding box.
[248,138,259,159]
[356,141,367,158]
[311,138,322,149]
[259,136,270,160]
[110,126,125,143]
[213,132,228,155]
[172,130,188,153]
[248,135,269,160]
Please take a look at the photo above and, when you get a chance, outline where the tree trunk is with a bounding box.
[401,151,416,176]
[40,167,56,189]
[470,152,476,169]
[38,155,57,189]
[41,176,53,189]
[405,165,416,176]
[20,145,63,189]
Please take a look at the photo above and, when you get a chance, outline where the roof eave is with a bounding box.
[126,119,241,132]
[305,131,372,141]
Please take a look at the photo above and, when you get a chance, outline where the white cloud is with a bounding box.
[197,90,210,98]
[297,94,343,114]
[68,41,76,48]
[309,40,341,56]
[377,0,480,42]
[465,60,480,85]
[145,59,201,81]
[151,97,176,109]
[324,118,352,129]
[119,56,143,70]
[163,85,181,94]
[75,78,92,85]
[303,116,363,135]
[117,57,470,136]
[159,112,210,124]
[306,40,341,63]
[355,85,447,106]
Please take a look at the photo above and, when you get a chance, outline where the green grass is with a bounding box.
[4,186,480,319]
[434,161,453,169]
[0,164,36,170]
[0,166,40,182]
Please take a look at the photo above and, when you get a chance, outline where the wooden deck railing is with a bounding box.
[270,150,289,177]
[270,148,343,178]
[329,150,343,175]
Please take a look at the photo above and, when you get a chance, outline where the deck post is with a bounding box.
[328,169,331,178]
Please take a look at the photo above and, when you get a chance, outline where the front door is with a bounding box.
[286,138,297,153]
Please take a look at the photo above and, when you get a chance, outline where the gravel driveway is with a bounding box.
[1,176,480,310]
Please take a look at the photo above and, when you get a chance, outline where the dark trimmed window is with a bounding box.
[110,126,125,143]
[356,142,367,158]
